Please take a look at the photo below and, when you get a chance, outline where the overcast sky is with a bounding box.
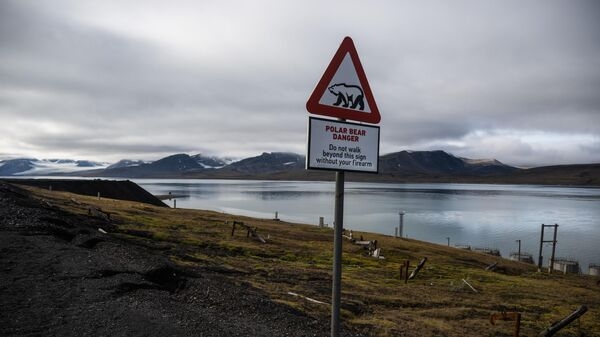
[1,0,599,166]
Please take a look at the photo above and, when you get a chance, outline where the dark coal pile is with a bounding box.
[0,182,363,337]
[4,179,167,207]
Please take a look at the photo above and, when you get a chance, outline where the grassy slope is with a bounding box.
[23,185,600,337]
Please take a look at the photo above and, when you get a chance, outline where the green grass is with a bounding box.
[25,185,600,337]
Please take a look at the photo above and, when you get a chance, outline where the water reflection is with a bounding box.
[242,190,325,200]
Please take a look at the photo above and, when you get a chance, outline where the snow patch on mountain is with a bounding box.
[0,158,109,176]
[106,160,148,170]
[462,158,506,166]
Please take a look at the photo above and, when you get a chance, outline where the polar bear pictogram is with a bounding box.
[327,83,365,111]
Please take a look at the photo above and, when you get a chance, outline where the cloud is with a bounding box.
[1,0,599,165]
[417,130,600,167]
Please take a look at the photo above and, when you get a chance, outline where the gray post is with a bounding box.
[516,239,521,262]
[446,237,450,247]
[538,224,545,271]
[331,170,344,337]
[399,211,405,238]
[395,227,398,238]
[97,192,100,200]
[549,224,558,273]
[173,199,176,209]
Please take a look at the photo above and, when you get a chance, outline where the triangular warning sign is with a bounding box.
[306,36,381,124]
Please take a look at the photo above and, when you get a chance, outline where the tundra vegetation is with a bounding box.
[21,185,600,337]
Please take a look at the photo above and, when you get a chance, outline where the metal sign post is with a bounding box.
[306,36,381,337]
[331,170,344,336]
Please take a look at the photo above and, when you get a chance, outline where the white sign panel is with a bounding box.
[307,117,379,173]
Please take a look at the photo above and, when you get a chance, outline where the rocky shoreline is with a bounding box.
[0,182,362,336]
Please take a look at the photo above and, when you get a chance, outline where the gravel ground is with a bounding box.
[0,182,364,337]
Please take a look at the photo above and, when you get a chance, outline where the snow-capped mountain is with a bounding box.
[0,151,514,177]
[2,151,597,186]
[191,154,236,169]
[0,158,109,176]
[106,159,148,170]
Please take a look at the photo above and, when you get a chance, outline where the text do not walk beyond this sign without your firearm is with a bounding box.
[307,117,379,173]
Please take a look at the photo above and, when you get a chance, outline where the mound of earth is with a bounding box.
[3,179,167,207]
[0,182,362,336]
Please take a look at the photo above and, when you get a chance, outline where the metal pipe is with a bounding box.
[399,211,405,238]
[549,224,558,274]
[538,224,545,271]
[539,305,588,336]
[331,170,344,337]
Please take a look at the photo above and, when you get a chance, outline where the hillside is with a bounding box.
[0,181,346,337]
[3,181,599,336]
[500,163,600,185]
[379,150,517,176]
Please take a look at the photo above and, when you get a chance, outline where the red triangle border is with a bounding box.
[306,36,381,124]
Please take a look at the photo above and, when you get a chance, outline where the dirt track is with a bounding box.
[0,182,362,337]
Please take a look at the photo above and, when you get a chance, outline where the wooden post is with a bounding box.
[485,262,499,271]
[409,257,427,280]
[404,260,410,284]
[490,312,521,337]
[462,279,478,293]
[231,222,236,236]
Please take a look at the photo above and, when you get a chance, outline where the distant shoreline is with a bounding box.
[4,171,600,187]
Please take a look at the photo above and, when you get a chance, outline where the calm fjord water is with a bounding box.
[136,179,600,272]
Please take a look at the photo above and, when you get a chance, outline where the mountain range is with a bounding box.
[1,151,598,185]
